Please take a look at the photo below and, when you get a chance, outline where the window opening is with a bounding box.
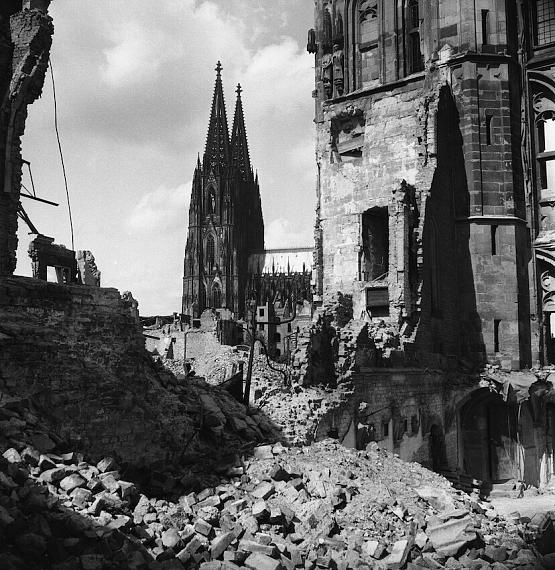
[491,225,498,256]
[537,117,555,195]
[407,0,423,74]
[361,207,389,282]
[206,235,215,274]
[357,0,379,88]
[481,10,490,45]
[212,285,221,309]
[382,421,389,437]
[536,0,555,46]
[485,114,493,145]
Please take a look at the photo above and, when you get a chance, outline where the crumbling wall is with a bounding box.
[314,368,474,472]
[0,276,276,467]
[0,2,53,275]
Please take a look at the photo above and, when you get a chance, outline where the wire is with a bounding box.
[49,57,75,251]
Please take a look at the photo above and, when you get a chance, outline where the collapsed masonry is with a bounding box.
[0,398,551,570]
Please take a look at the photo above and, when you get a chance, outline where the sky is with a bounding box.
[15,0,316,315]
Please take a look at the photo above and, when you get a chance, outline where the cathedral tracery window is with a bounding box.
[357,0,379,88]
[206,235,215,274]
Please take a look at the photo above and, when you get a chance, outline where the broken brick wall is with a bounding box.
[0,3,53,275]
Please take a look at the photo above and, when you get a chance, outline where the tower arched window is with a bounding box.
[406,0,423,74]
[206,235,215,274]
[357,0,379,89]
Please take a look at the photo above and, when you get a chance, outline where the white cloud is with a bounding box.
[103,22,164,86]
[18,0,316,315]
[265,217,313,249]
[127,184,190,233]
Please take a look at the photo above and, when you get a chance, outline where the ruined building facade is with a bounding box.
[309,0,555,487]
[0,0,53,276]
[182,64,264,319]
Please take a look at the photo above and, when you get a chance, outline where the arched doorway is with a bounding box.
[461,389,519,483]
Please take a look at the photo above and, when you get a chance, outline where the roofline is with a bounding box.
[249,247,313,254]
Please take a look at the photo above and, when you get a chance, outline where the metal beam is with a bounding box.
[20,193,59,207]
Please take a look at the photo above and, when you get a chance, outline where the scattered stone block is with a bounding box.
[253,446,274,460]
[210,531,235,560]
[60,474,86,493]
[252,482,275,500]
[3,448,21,463]
[195,518,213,537]
[244,552,282,570]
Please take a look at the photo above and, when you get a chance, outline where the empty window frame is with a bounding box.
[406,0,423,74]
[481,9,490,46]
[361,207,389,282]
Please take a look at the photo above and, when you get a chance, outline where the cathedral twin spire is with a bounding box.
[204,61,251,179]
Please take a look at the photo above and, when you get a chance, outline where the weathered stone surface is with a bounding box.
[244,552,282,570]
[60,474,86,493]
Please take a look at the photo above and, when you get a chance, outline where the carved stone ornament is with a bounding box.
[359,1,377,23]
[533,92,555,119]
[542,270,555,312]
[322,52,333,99]
[333,44,344,96]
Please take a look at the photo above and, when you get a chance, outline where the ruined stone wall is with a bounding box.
[313,0,531,369]
[0,276,272,467]
[316,79,435,321]
[314,368,474,472]
[0,3,53,275]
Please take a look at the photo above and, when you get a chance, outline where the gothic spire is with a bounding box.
[204,61,230,168]
[231,83,251,180]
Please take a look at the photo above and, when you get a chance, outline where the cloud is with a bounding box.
[126,184,191,233]
[17,0,316,315]
[265,218,313,249]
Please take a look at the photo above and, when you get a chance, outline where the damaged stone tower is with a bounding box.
[182,63,264,319]
[310,0,554,370]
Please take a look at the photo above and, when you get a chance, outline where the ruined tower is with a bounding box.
[182,63,264,318]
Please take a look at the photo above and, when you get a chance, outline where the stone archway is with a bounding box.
[460,389,519,483]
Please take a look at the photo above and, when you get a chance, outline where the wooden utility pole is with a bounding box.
[243,299,257,408]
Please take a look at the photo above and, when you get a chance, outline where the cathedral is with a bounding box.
[182,63,265,318]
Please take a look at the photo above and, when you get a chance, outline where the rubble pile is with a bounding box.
[170,343,353,446]
[1,399,549,570]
